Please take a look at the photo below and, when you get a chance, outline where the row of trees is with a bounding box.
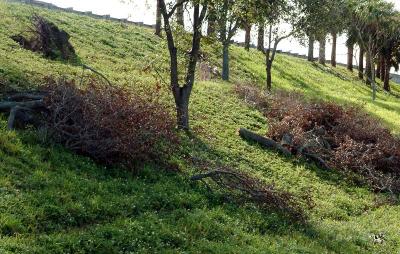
[152,0,400,130]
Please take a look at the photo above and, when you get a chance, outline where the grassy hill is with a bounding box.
[1,1,400,253]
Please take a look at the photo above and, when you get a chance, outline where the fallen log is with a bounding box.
[239,128,331,170]
[6,93,46,101]
[0,95,47,129]
[0,100,44,112]
[239,128,291,156]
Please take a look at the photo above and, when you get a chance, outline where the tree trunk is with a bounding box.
[331,32,337,67]
[266,59,272,91]
[175,89,190,130]
[384,57,391,92]
[176,0,184,27]
[347,43,354,71]
[222,43,230,81]
[358,47,364,79]
[380,56,385,82]
[155,0,162,36]
[365,52,372,86]
[365,49,377,101]
[376,55,381,79]
[244,24,251,51]
[308,36,314,62]
[257,24,264,51]
[319,36,326,65]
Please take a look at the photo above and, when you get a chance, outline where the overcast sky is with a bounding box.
[38,0,400,72]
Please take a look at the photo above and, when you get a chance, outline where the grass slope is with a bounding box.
[0,1,400,253]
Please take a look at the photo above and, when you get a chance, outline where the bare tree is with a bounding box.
[263,24,295,91]
[159,0,208,130]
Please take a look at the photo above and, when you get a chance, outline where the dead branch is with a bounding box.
[191,168,309,223]
[82,64,112,86]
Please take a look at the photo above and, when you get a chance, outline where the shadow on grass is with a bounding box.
[311,62,351,81]
[181,130,372,253]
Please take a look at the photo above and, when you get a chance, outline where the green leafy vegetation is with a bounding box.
[0,1,400,253]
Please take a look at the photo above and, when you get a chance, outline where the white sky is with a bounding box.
[38,0,400,72]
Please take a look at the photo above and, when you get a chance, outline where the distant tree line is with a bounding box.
[153,0,400,130]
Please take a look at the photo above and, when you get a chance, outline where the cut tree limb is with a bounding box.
[7,106,19,130]
[6,93,46,101]
[239,128,291,156]
[239,128,331,170]
[190,167,308,223]
[82,64,112,86]
[0,95,46,129]
[0,100,44,112]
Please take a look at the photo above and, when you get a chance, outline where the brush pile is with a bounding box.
[0,77,176,169]
[236,84,400,194]
[11,14,76,61]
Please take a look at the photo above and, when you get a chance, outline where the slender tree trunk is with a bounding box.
[365,52,372,86]
[222,43,229,81]
[376,55,381,79]
[380,56,385,82]
[369,53,377,101]
[155,0,162,36]
[176,0,184,27]
[331,32,337,67]
[244,24,251,51]
[319,36,326,65]
[347,43,354,71]
[266,59,272,91]
[358,47,364,79]
[257,24,264,51]
[384,57,391,92]
[308,36,314,62]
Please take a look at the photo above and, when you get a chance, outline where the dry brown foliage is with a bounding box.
[235,84,400,194]
[11,14,76,61]
[42,77,176,169]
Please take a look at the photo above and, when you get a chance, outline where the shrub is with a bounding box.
[235,84,400,194]
[42,77,176,169]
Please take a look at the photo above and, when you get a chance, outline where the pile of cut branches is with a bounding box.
[0,77,176,169]
[191,166,312,223]
[11,14,77,61]
[236,84,400,194]
[0,92,47,129]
